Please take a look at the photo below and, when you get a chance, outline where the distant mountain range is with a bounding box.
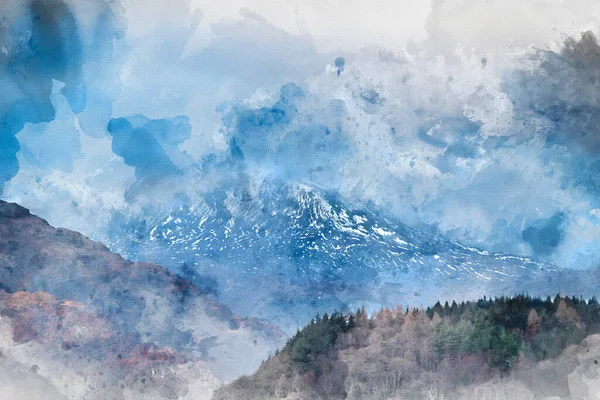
[106,181,590,331]
[0,199,284,399]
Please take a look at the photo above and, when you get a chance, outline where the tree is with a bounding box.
[556,299,582,328]
[489,329,522,372]
[527,309,541,334]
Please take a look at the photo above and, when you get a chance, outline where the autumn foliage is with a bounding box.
[215,294,600,399]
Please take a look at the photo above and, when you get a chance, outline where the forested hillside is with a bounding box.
[214,295,600,399]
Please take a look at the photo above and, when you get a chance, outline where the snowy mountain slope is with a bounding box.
[106,181,578,330]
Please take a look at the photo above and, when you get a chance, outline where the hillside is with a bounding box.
[214,295,600,400]
[0,200,285,399]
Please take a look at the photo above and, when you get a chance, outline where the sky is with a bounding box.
[3,0,600,270]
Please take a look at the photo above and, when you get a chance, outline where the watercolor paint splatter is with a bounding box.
[2,0,600,398]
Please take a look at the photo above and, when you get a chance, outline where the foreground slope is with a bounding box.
[215,295,600,400]
[0,200,285,398]
[0,290,221,399]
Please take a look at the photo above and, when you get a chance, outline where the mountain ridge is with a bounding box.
[105,181,570,330]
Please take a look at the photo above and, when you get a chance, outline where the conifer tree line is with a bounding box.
[215,294,600,400]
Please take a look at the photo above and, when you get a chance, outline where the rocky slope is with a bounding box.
[0,200,285,399]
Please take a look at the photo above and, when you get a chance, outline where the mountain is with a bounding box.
[1,193,597,399]
[0,200,285,399]
[214,295,600,400]
[106,181,575,330]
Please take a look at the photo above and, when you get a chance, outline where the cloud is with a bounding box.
[223,82,350,186]
[3,0,600,273]
[112,6,332,162]
[0,0,125,192]
[522,212,566,256]
[506,32,600,153]
[107,115,192,180]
